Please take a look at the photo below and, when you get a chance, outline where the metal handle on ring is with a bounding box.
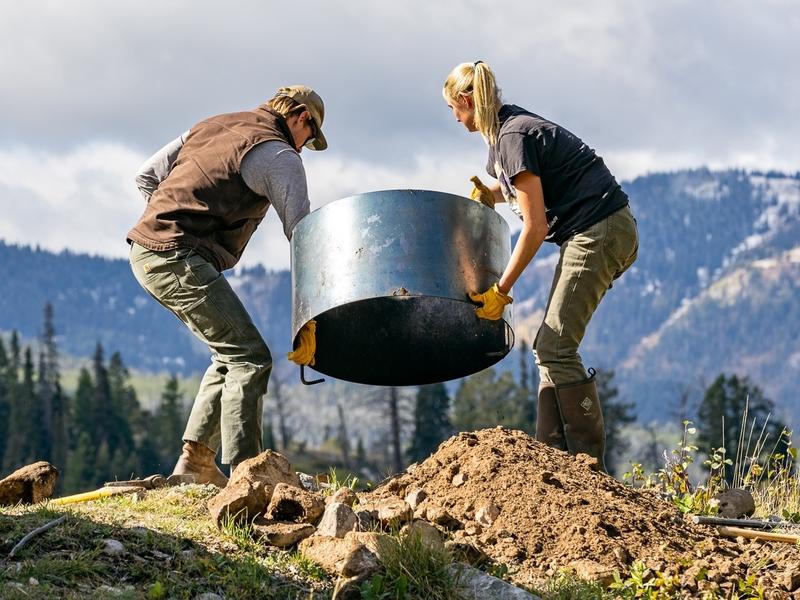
[300,365,325,386]
[485,320,515,357]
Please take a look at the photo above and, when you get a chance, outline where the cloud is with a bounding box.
[0,0,797,266]
[0,141,516,270]
[0,143,143,258]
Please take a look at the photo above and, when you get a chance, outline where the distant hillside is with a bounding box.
[0,243,291,373]
[1,168,798,429]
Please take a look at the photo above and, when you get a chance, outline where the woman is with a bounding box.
[443,61,638,472]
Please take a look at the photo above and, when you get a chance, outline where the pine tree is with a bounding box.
[40,303,69,481]
[71,367,95,447]
[21,347,48,465]
[137,410,164,476]
[519,342,529,391]
[106,350,135,455]
[355,437,367,469]
[516,342,536,434]
[63,431,95,493]
[3,334,26,472]
[36,351,54,462]
[154,374,185,468]
[696,374,787,483]
[91,343,113,451]
[409,383,452,458]
[263,418,277,451]
[452,367,528,432]
[407,383,451,463]
[94,441,111,485]
[388,387,403,474]
[336,403,351,469]
[0,337,9,468]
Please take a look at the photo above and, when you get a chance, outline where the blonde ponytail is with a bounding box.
[442,61,502,146]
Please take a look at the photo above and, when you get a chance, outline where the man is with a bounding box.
[127,86,324,486]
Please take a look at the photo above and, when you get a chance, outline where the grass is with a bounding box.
[0,485,332,599]
[359,527,459,600]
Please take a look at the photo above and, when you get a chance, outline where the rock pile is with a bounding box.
[209,429,800,597]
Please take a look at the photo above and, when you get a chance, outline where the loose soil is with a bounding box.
[365,427,800,597]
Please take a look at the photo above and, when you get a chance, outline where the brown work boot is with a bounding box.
[171,441,229,488]
[536,383,567,450]
[555,369,607,473]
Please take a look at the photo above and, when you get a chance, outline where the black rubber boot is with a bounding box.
[555,369,607,473]
[536,383,567,450]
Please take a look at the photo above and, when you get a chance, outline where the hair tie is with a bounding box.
[473,60,484,67]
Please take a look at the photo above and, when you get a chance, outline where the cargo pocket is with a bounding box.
[181,276,235,342]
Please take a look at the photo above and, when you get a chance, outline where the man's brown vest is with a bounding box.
[127,106,294,271]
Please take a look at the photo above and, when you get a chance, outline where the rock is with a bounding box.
[464,521,483,536]
[377,498,413,528]
[97,585,130,596]
[427,504,462,530]
[345,531,395,561]
[355,509,375,530]
[448,563,538,599]
[361,498,413,528]
[229,450,302,502]
[207,480,268,528]
[102,539,126,556]
[0,461,59,505]
[782,568,800,592]
[340,545,380,578]
[476,503,501,527]
[194,594,224,600]
[298,535,379,579]
[298,472,321,492]
[327,486,358,507]
[265,482,325,524]
[567,559,616,586]
[452,472,468,487]
[252,520,315,548]
[315,502,358,538]
[400,519,444,552]
[404,488,427,509]
[713,488,756,518]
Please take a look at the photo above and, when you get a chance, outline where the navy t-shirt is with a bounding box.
[487,104,628,245]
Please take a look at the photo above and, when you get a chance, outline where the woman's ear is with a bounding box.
[459,93,474,109]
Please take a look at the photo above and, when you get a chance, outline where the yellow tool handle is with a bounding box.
[717,525,800,544]
[50,485,145,506]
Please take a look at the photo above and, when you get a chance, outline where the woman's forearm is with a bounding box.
[498,223,547,294]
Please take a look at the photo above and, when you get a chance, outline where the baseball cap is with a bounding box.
[276,85,328,151]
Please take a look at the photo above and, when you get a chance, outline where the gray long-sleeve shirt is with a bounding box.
[134,133,310,240]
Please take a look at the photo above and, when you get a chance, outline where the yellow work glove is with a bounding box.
[469,175,495,209]
[287,320,317,366]
[468,283,512,321]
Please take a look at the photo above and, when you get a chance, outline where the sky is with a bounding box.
[1,0,798,270]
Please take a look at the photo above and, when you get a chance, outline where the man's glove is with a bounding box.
[288,320,317,366]
[469,176,495,209]
[468,283,512,320]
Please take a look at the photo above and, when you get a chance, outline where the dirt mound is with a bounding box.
[366,427,800,595]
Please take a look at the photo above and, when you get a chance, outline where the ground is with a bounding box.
[2,428,800,599]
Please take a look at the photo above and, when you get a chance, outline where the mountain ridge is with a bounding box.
[1,167,798,428]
